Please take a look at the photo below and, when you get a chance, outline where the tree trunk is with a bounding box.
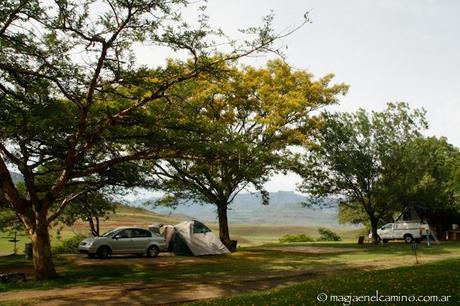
[88,213,98,236]
[30,214,57,280]
[95,215,100,237]
[217,203,233,251]
[370,217,379,244]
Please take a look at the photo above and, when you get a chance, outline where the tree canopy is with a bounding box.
[295,102,428,243]
[383,136,460,235]
[147,59,348,248]
[0,0,288,279]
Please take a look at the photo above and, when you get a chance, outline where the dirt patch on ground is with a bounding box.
[0,268,353,306]
[62,253,215,269]
[259,246,359,254]
[1,252,459,305]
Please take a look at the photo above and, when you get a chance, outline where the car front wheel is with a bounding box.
[97,246,111,259]
[147,245,160,258]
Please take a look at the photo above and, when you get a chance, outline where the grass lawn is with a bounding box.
[0,232,30,256]
[1,206,458,304]
[191,257,460,305]
[0,204,362,256]
[1,242,459,293]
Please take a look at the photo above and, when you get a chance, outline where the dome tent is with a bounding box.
[169,220,230,256]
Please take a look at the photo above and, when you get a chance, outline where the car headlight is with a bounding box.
[81,241,93,247]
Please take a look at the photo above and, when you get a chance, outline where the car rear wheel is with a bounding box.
[97,246,111,259]
[404,234,414,244]
[147,245,160,258]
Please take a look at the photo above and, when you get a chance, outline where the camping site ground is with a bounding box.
[0,205,459,305]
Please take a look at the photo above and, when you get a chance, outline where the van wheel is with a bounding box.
[97,246,111,259]
[147,245,160,258]
[404,234,414,244]
[382,239,389,243]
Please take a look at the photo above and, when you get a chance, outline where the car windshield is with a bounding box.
[101,229,118,237]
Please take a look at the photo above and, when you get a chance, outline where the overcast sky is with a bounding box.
[130,0,460,197]
[195,0,459,192]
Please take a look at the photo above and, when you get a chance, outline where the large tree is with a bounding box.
[295,103,428,243]
[383,136,460,237]
[148,60,348,249]
[0,0,286,279]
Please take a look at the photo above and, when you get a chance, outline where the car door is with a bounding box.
[380,223,394,239]
[112,229,134,254]
[131,229,152,253]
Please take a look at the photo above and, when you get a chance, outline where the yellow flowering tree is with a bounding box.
[148,60,348,249]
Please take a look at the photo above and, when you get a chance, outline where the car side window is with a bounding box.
[118,229,132,238]
[133,229,152,238]
[192,221,211,234]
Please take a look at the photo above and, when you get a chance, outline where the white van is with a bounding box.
[377,220,430,243]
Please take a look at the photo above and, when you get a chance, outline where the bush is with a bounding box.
[279,234,315,243]
[52,233,87,254]
[317,227,342,241]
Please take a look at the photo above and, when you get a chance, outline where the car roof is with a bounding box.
[113,226,149,230]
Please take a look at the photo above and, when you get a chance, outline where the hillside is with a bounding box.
[130,191,342,227]
[84,204,360,246]
[0,203,361,255]
[72,204,182,232]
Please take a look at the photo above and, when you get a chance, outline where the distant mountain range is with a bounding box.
[7,171,343,227]
[128,191,343,227]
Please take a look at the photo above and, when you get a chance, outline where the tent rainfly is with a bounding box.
[156,220,230,256]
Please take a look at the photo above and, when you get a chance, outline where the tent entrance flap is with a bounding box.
[172,233,194,256]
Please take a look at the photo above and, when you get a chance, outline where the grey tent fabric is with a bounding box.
[172,220,230,256]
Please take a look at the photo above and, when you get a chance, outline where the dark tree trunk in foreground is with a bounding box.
[88,214,100,237]
[370,217,379,244]
[217,203,234,251]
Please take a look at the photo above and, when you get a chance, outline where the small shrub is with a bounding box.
[317,227,342,241]
[52,233,87,254]
[279,234,315,243]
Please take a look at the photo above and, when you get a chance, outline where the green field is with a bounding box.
[0,204,361,255]
[0,242,460,305]
[192,257,460,306]
[1,205,458,305]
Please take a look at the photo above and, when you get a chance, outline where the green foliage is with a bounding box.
[52,234,86,255]
[296,102,428,242]
[317,227,342,241]
[337,202,369,225]
[59,192,115,236]
[279,234,315,243]
[382,136,460,232]
[0,200,23,234]
[147,60,348,245]
[0,0,288,278]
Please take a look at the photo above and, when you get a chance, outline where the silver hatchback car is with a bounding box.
[78,227,167,258]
